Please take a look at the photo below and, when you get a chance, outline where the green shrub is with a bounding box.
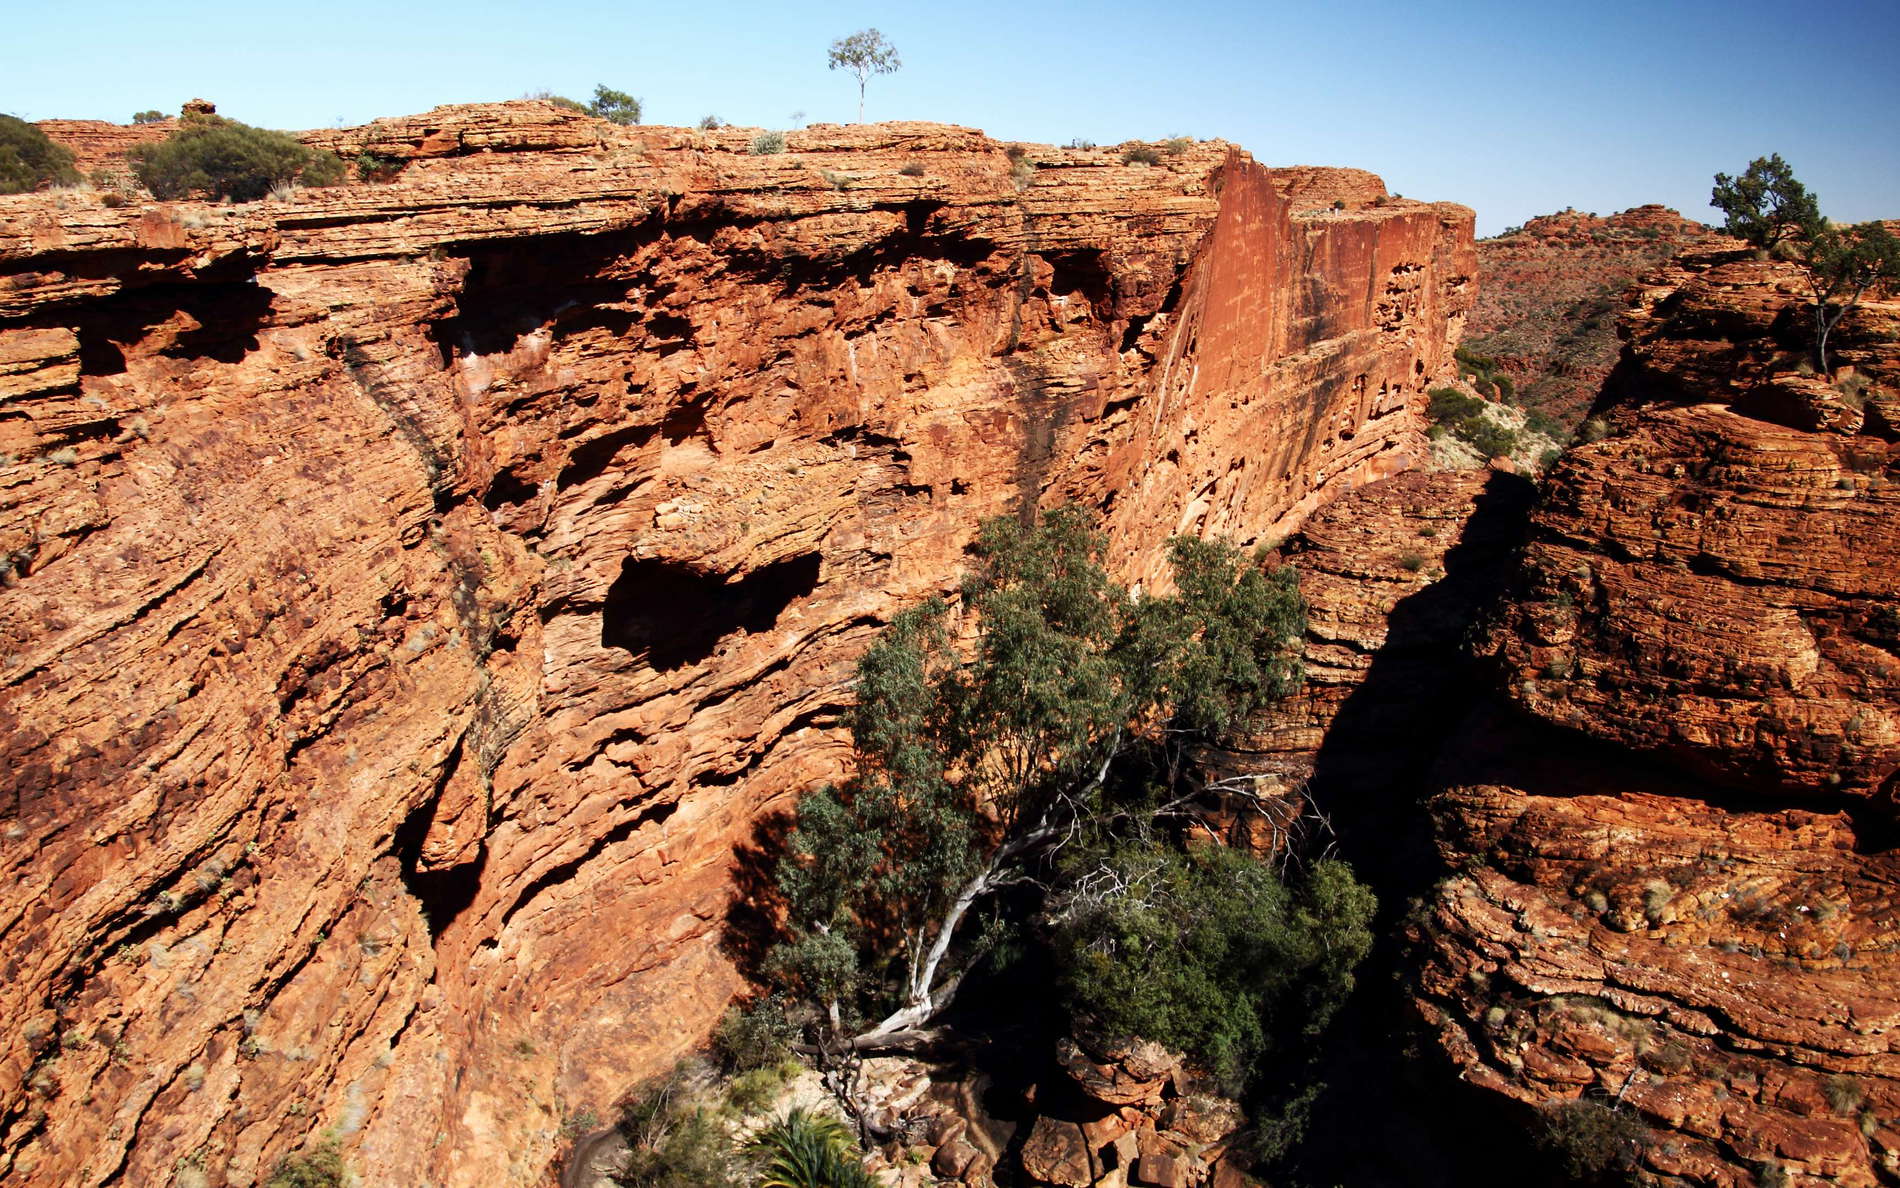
[750,131,787,156]
[0,115,80,194]
[713,996,798,1072]
[129,115,344,201]
[265,1136,347,1188]
[615,1069,743,1188]
[1466,418,1520,459]
[132,110,167,125]
[1054,844,1374,1097]
[353,151,405,182]
[1425,386,1519,458]
[698,115,726,130]
[587,85,642,125]
[1524,407,1568,441]
[745,1108,875,1188]
[725,1063,798,1114]
[1537,1100,1645,1185]
[1427,387,1485,424]
[524,89,587,112]
[1121,145,1162,166]
[1163,136,1192,155]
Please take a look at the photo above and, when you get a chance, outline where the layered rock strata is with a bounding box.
[0,103,1472,1186]
[1417,251,1900,1185]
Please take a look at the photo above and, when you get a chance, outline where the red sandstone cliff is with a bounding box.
[0,103,1473,1186]
[1415,249,1900,1185]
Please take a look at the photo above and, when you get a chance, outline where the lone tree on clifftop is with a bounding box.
[1710,154,1821,253]
[828,28,901,123]
[586,85,641,125]
[1712,156,1900,371]
[1798,219,1900,371]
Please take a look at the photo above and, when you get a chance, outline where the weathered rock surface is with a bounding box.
[1467,206,1716,429]
[0,103,1472,1186]
[1418,249,1900,1184]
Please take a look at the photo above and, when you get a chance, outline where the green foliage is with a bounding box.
[1537,1100,1646,1186]
[1711,154,1820,252]
[724,1063,798,1114]
[1524,406,1569,442]
[745,1109,876,1188]
[353,151,404,182]
[772,507,1307,1040]
[698,115,727,130]
[525,90,587,112]
[1797,219,1900,369]
[828,28,901,122]
[1054,844,1374,1096]
[712,995,798,1073]
[750,131,787,156]
[132,110,168,125]
[264,1136,347,1188]
[1426,386,1519,458]
[588,85,642,125]
[615,1069,743,1188]
[129,115,343,201]
[0,115,80,194]
[1454,345,1513,399]
[1122,145,1162,166]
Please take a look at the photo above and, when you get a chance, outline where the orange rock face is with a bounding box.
[0,104,1472,1186]
[1418,250,1900,1185]
[30,119,173,177]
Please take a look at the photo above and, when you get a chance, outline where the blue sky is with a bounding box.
[7,0,1896,236]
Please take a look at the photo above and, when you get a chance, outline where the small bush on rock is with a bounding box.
[264,1136,347,1188]
[0,115,80,194]
[130,115,343,201]
[1121,144,1162,166]
[750,131,787,155]
[712,994,798,1072]
[1537,1099,1646,1186]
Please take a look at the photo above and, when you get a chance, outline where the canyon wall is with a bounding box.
[0,103,1473,1186]
[1416,251,1900,1185]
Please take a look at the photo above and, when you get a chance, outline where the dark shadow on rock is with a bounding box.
[720,809,795,984]
[1286,468,1544,1188]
